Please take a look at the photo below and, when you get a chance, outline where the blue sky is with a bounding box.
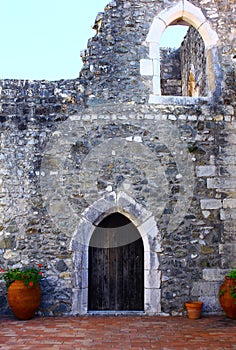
[0,0,187,81]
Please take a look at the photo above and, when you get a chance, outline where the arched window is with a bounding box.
[140,0,221,103]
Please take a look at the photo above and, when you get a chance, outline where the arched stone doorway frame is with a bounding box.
[140,0,221,102]
[69,191,162,315]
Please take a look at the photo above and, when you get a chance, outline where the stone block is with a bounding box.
[70,218,94,249]
[202,268,228,282]
[220,208,236,220]
[198,22,219,48]
[144,288,161,314]
[219,243,236,262]
[73,249,88,271]
[223,199,236,209]
[145,269,161,289]
[182,5,203,29]
[146,17,166,43]
[202,210,210,218]
[220,155,236,165]
[0,236,13,249]
[191,281,221,297]
[201,296,222,314]
[71,287,88,315]
[144,251,159,270]
[117,192,151,224]
[137,216,158,240]
[207,178,236,189]
[149,95,209,105]
[196,165,216,177]
[220,144,236,156]
[149,42,160,60]
[220,166,236,176]
[159,1,183,27]
[140,59,153,76]
[147,235,162,253]
[3,249,19,260]
[152,59,160,76]
[92,194,117,216]
[152,76,161,95]
[200,199,222,210]
[83,205,103,224]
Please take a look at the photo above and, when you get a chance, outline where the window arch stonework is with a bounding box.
[140,0,221,103]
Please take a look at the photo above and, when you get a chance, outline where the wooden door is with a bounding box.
[88,213,144,311]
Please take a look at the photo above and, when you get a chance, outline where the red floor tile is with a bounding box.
[0,315,236,349]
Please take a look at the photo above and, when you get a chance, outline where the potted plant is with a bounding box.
[185,300,203,319]
[219,267,236,319]
[0,264,43,320]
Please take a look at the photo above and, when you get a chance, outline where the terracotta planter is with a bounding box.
[185,301,203,319]
[7,280,41,320]
[219,277,236,320]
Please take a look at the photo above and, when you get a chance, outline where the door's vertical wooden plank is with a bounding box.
[102,247,109,310]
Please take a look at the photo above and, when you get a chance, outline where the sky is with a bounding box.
[0,0,188,81]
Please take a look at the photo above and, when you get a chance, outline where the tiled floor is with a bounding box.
[0,315,236,349]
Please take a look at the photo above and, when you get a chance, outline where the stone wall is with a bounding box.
[180,26,207,96]
[159,26,206,97]
[160,48,182,96]
[0,0,235,317]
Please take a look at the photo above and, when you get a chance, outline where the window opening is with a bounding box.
[159,24,207,97]
[140,0,220,102]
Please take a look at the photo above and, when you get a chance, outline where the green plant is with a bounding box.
[219,289,226,297]
[0,264,43,289]
[226,268,236,280]
[225,267,236,302]
[230,286,236,300]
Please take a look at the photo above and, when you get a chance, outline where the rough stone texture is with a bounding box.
[160,48,182,96]
[161,26,207,97]
[181,26,207,96]
[0,0,235,317]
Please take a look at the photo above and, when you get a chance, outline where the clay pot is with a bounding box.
[185,301,203,319]
[7,280,41,320]
[219,277,236,320]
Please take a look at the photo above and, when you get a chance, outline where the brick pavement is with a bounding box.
[0,315,236,350]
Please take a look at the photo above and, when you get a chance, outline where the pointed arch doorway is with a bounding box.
[88,212,144,311]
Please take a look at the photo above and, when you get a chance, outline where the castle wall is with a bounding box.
[180,26,207,96]
[160,48,182,96]
[0,0,235,316]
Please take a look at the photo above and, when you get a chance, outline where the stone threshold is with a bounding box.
[87,310,145,316]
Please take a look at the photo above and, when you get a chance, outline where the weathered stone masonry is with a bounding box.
[0,0,235,316]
